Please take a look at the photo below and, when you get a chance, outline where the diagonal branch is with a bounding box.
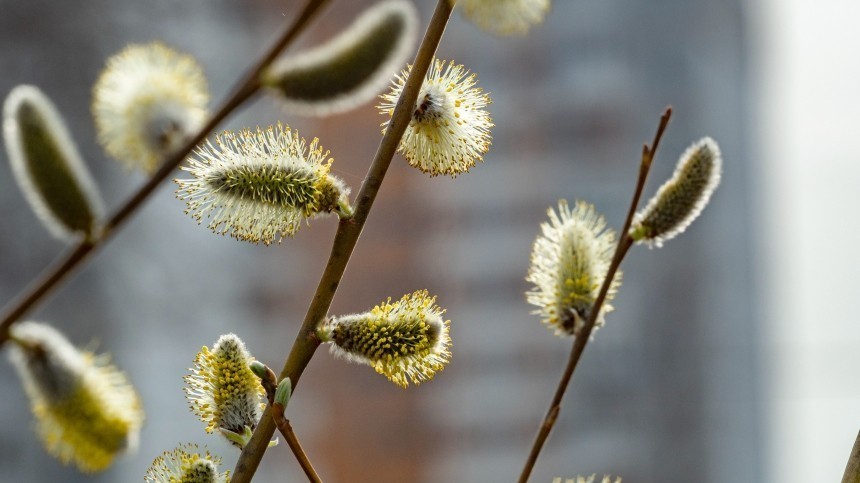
[0,0,331,345]
[517,108,672,483]
[229,1,456,481]
[273,409,322,483]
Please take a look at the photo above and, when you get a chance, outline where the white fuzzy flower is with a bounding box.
[459,0,551,37]
[526,200,621,337]
[3,85,104,240]
[144,443,229,483]
[630,137,722,248]
[175,123,337,245]
[320,290,451,388]
[263,0,418,116]
[379,59,493,177]
[8,322,144,473]
[92,42,209,173]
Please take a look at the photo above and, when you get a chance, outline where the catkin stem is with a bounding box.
[517,108,672,483]
[0,0,331,345]
[229,1,456,481]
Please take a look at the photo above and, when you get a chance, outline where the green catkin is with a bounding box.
[4,86,104,239]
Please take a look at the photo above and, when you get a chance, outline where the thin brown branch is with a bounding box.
[272,404,323,483]
[517,107,672,483]
[842,430,860,483]
[0,0,331,345]
[229,1,456,481]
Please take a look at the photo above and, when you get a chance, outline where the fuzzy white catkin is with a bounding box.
[8,322,143,473]
[459,0,551,37]
[3,85,104,240]
[144,443,229,483]
[378,59,493,177]
[630,137,722,247]
[263,0,418,116]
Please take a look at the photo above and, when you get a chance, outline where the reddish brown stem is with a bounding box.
[517,107,672,483]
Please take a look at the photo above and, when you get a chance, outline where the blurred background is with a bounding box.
[0,0,857,481]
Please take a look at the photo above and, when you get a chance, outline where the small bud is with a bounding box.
[144,443,229,483]
[322,290,451,388]
[630,137,722,248]
[8,322,144,473]
[262,0,418,116]
[184,334,267,448]
[92,42,209,173]
[274,377,292,411]
[526,200,621,337]
[175,123,336,245]
[458,0,551,37]
[3,85,104,240]
[249,360,269,380]
[379,59,493,177]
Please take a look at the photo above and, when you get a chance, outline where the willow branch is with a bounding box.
[272,406,322,483]
[842,430,860,483]
[0,0,331,345]
[229,1,455,481]
[517,107,672,483]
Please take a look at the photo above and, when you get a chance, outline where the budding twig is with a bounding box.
[517,107,672,483]
[230,1,456,481]
[0,0,331,345]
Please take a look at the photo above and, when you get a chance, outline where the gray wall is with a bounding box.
[0,1,758,481]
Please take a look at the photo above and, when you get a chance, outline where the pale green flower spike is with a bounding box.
[92,42,209,173]
[552,476,622,483]
[378,59,493,177]
[7,322,144,473]
[526,200,622,337]
[184,334,269,448]
[144,443,229,483]
[320,290,452,388]
[262,0,418,116]
[630,137,722,248]
[3,85,104,241]
[457,0,551,37]
[176,123,341,245]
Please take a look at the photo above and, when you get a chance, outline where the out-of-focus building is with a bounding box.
[0,0,765,482]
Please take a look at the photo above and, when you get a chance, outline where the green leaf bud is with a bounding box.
[144,443,229,483]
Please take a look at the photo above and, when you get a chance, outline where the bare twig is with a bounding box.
[0,0,331,345]
[517,108,672,483]
[272,406,323,483]
[229,1,456,481]
[842,430,860,483]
